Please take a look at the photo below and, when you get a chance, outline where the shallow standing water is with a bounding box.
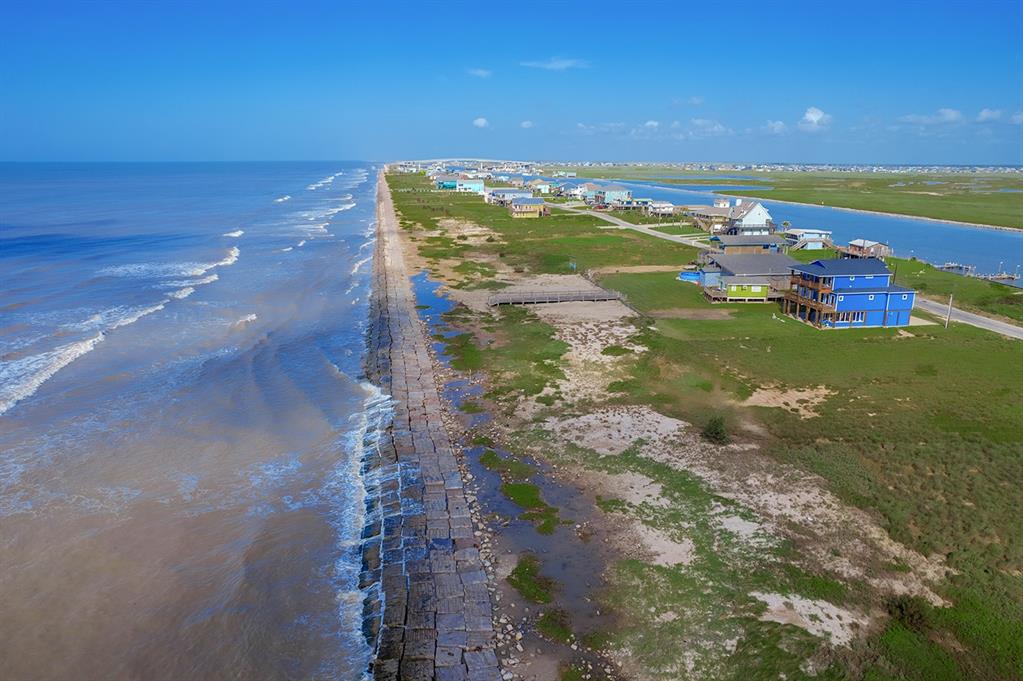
[0,162,383,680]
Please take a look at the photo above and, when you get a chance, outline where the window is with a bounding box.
[866,275,874,279]
[849,276,856,281]
[751,286,762,292]
[855,312,865,322]
[868,294,875,301]
[902,294,908,300]
[838,295,844,301]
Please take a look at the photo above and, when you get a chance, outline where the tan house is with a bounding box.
[508,197,547,218]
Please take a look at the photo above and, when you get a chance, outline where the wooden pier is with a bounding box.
[487,289,623,306]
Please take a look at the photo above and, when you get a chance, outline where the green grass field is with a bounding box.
[387,174,1023,680]
[543,166,1023,228]
[597,271,1023,680]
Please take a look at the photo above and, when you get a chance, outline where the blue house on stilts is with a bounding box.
[783,258,916,329]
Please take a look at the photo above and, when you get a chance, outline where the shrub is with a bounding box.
[702,415,730,444]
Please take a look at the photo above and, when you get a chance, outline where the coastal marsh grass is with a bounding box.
[479,448,533,479]
[596,270,1023,679]
[536,609,573,643]
[500,481,560,534]
[507,553,555,603]
[544,167,1023,228]
[386,174,1023,679]
[387,173,698,273]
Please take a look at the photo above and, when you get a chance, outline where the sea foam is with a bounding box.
[222,230,244,238]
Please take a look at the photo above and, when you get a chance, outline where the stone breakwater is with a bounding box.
[362,173,500,681]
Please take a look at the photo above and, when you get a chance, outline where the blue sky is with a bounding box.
[2,1,1022,164]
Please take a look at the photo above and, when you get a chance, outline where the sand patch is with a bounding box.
[750,592,869,646]
[908,315,937,326]
[743,385,834,418]
[436,218,503,245]
[635,524,695,567]
[547,406,952,606]
[502,273,600,294]
[718,514,762,539]
[546,405,687,455]
[586,470,667,508]
[532,299,636,322]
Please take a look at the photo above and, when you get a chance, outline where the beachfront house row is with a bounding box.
[434,173,460,190]
[594,185,632,207]
[578,182,602,202]
[845,238,894,259]
[724,200,773,235]
[686,198,773,235]
[712,276,771,302]
[527,179,552,194]
[455,178,485,195]
[647,201,676,217]
[783,228,833,251]
[485,187,533,205]
[712,234,788,254]
[508,197,547,218]
[784,258,916,328]
[699,252,798,302]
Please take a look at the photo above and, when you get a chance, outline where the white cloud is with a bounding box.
[670,120,681,129]
[1012,111,1023,125]
[644,120,660,129]
[688,95,705,105]
[520,56,589,70]
[575,121,625,136]
[520,120,534,129]
[689,118,732,136]
[763,120,787,134]
[898,108,963,125]
[798,106,832,132]
[472,117,489,128]
[976,108,1003,122]
[467,68,492,78]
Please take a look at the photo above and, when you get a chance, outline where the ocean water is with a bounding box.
[0,162,384,679]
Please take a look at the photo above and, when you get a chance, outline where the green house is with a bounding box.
[717,275,769,302]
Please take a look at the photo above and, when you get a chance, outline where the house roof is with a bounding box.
[716,234,787,246]
[721,276,770,286]
[849,238,888,248]
[710,253,799,276]
[791,258,892,277]
[511,197,545,206]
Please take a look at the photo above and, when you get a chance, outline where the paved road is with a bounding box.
[915,297,1023,340]
[548,202,711,249]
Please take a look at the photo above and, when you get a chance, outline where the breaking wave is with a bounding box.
[222,230,244,238]
[0,301,167,416]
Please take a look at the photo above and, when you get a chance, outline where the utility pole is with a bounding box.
[945,293,953,329]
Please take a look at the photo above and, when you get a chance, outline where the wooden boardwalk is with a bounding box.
[486,289,623,306]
